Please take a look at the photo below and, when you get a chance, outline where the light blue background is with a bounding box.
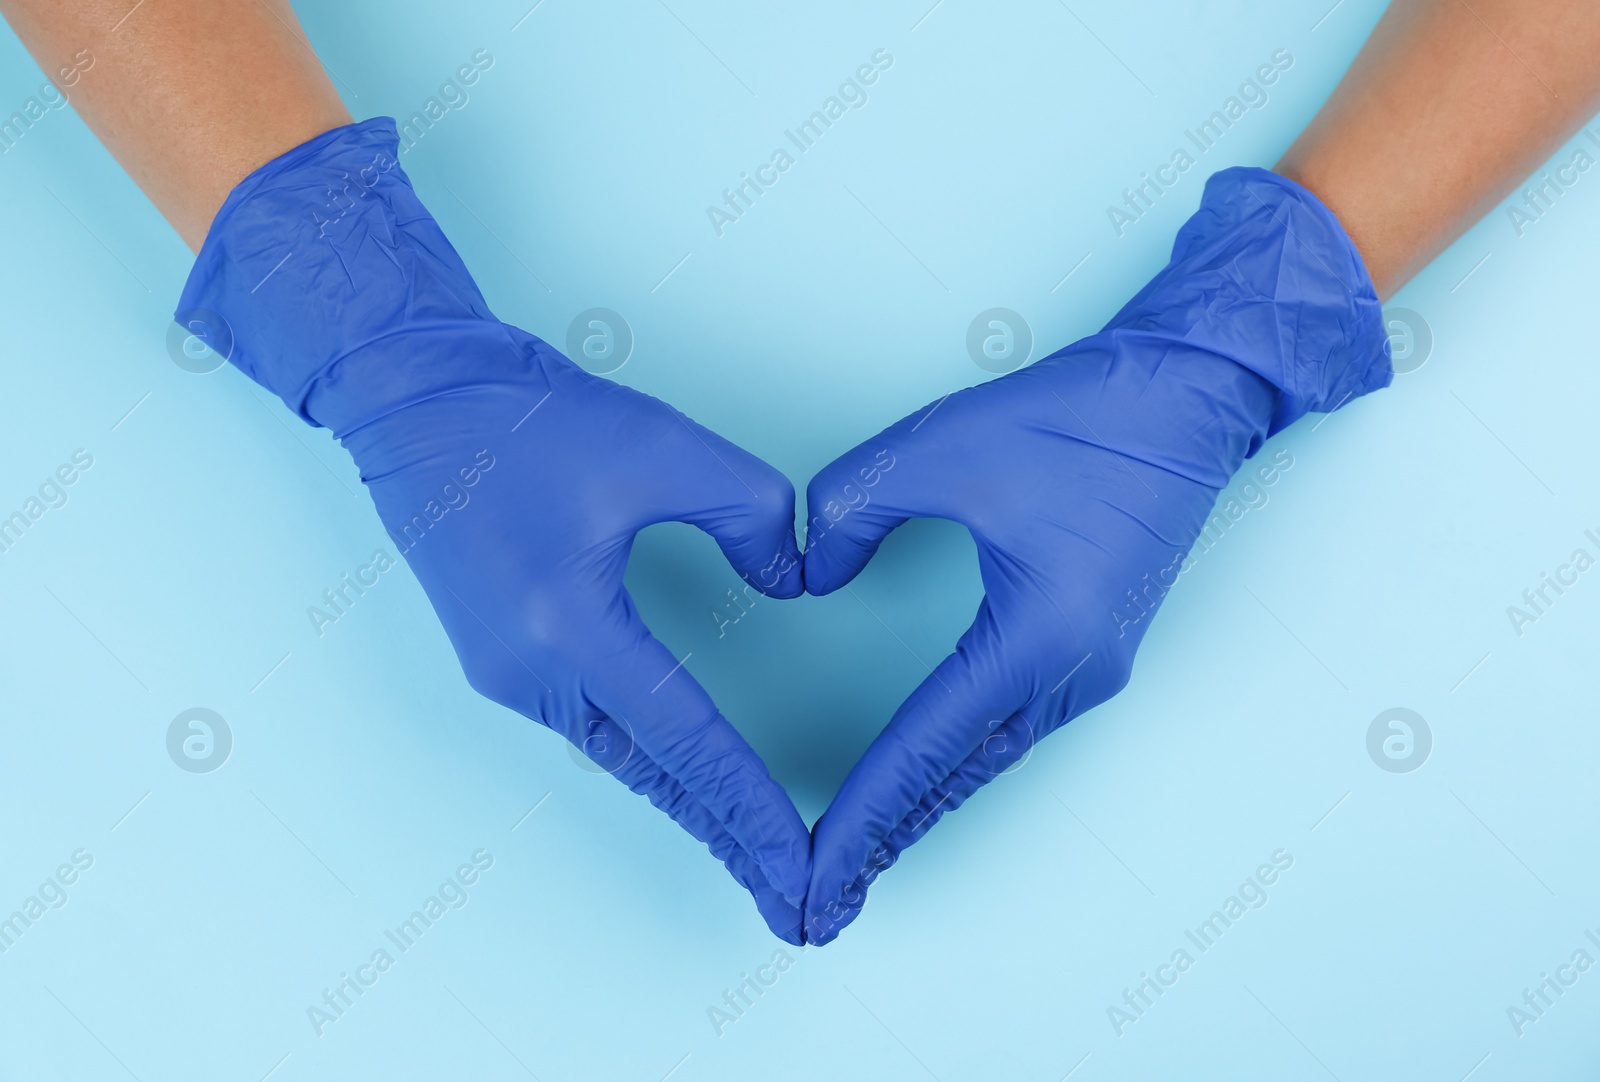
[1,0,1596,1078]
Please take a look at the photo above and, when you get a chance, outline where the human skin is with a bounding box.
[4,0,1598,278]
[0,0,350,251]
[1276,0,1600,299]
[4,0,1597,288]
[4,0,1600,935]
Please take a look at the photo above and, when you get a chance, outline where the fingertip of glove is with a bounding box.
[733,535,804,600]
[755,561,805,601]
[799,549,839,597]
[799,901,858,947]
[778,867,811,910]
[749,887,807,946]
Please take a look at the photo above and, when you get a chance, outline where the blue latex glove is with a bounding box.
[799,167,1392,945]
[177,118,812,942]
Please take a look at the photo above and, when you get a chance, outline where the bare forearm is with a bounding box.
[1278,0,1600,299]
[0,0,349,250]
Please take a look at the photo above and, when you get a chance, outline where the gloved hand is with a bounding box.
[799,167,1392,945]
[177,118,812,942]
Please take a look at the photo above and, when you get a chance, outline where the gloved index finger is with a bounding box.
[806,599,1039,940]
[585,623,812,907]
[596,720,806,944]
[644,407,806,600]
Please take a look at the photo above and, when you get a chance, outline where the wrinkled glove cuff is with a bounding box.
[1105,166,1392,437]
[175,116,525,435]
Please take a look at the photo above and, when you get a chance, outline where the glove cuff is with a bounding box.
[175,117,529,435]
[1105,166,1392,437]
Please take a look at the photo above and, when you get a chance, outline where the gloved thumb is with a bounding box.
[656,412,805,600]
[801,441,911,596]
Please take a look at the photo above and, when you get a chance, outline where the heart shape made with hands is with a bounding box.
[545,160,1390,946]
[181,116,1388,948]
[682,340,1260,948]
[555,321,1281,949]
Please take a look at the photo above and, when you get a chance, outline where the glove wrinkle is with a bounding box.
[177,117,814,940]
[802,165,1392,944]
